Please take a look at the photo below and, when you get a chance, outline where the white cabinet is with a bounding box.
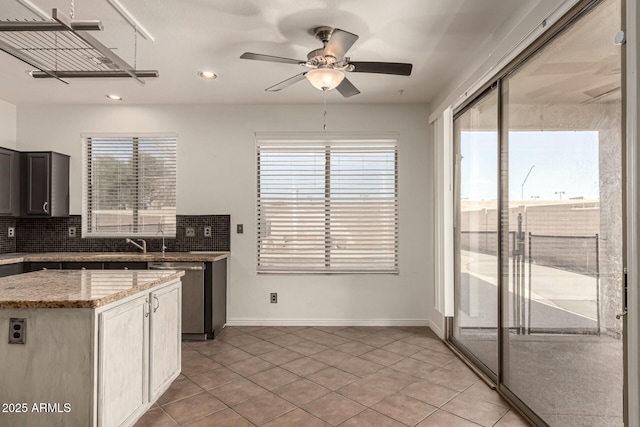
[149,283,182,401]
[98,294,149,427]
[98,280,181,426]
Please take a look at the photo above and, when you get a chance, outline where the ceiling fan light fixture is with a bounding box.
[306,68,344,91]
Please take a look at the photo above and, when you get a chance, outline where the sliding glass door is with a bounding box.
[451,0,624,424]
[453,88,499,376]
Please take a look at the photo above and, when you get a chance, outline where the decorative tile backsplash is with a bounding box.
[0,215,230,254]
[0,217,17,254]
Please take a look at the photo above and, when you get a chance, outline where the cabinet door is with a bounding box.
[22,152,50,216]
[0,147,19,216]
[149,281,181,401]
[211,259,227,337]
[98,294,149,427]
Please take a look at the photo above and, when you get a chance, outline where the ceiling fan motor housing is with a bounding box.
[307,48,337,67]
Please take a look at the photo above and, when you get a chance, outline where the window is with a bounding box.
[257,133,398,273]
[82,135,177,237]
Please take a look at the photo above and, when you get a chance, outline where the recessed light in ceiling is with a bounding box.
[198,71,217,80]
[106,94,123,101]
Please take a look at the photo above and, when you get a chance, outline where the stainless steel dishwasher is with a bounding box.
[148,262,206,340]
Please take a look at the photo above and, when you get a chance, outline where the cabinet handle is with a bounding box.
[153,295,160,313]
[144,298,150,318]
[43,201,48,213]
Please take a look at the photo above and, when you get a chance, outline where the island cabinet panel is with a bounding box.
[149,282,181,401]
[0,308,94,427]
[98,293,149,427]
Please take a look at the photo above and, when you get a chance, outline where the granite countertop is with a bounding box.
[0,251,230,266]
[0,269,185,309]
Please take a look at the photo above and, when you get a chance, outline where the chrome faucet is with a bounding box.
[125,238,147,253]
[156,230,167,256]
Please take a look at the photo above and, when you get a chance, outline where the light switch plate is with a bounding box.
[237,224,244,234]
[8,227,14,238]
[185,227,195,237]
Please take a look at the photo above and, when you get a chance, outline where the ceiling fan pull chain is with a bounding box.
[323,88,327,131]
[134,28,138,70]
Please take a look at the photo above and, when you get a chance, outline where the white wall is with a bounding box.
[0,99,16,149]
[16,103,433,326]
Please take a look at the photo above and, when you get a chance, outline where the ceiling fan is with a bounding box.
[240,26,412,97]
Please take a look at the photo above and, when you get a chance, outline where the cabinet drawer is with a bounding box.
[104,262,148,270]
[62,262,104,270]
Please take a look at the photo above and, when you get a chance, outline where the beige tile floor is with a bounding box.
[135,326,530,426]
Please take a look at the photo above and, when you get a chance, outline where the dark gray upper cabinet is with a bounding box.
[21,151,70,217]
[0,147,20,216]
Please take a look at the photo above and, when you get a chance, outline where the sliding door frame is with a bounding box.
[447,0,627,425]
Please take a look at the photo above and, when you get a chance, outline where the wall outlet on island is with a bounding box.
[8,227,14,238]
[9,318,26,344]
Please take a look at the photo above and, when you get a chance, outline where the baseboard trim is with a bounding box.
[428,318,445,339]
[226,318,430,327]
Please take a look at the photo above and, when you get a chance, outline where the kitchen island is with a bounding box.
[0,269,184,427]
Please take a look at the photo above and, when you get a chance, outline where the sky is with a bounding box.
[461,131,600,201]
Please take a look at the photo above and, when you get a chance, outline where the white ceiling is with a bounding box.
[0,0,528,105]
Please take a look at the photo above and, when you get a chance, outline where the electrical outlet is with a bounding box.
[68,227,76,238]
[8,227,14,238]
[237,224,244,234]
[185,227,195,237]
[270,293,278,304]
[204,227,212,237]
[9,318,26,344]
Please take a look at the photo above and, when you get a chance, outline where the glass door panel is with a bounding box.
[453,88,499,375]
[501,0,623,424]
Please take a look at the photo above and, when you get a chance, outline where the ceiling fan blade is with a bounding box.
[349,61,413,76]
[240,52,304,65]
[324,29,359,60]
[265,72,307,91]
[336,77,360,98]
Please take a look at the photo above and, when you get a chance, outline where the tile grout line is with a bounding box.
[155,328,519,427]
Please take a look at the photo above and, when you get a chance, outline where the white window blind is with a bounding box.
[257,133,398,274]
[83,135,177,237]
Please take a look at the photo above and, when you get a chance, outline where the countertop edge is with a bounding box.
[0,252,229,265]
[0,270,186,309]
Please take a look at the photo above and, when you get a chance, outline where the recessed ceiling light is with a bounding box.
[198,71,217,80]
[106,94,123,101]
